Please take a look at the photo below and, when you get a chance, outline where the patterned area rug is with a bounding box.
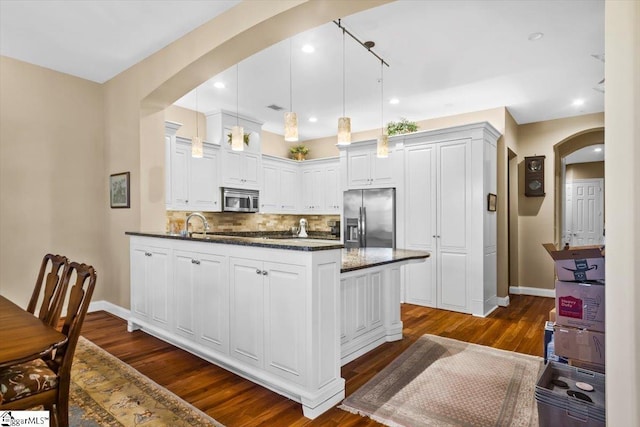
[340,335,542,427]
[69,336,224,426]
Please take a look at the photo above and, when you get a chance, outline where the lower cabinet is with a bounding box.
[128,236,344,419]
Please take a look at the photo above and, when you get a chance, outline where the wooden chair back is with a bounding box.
[26,254,69,326]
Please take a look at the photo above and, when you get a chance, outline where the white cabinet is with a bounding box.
[401,122,499,316]
[347,147,394,189]
[206,110,264,191]
[300,159,341,214]
[130,241,171,329]
[261,157,300,213]
[173,249,229,354]
[229,257,307,383]
[167,136,220,211]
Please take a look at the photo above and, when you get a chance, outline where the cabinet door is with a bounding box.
[189,145,219,211]
[301,167,324,211]
[221,150,243,187]
[242,152,261,190]
[263,262,306,384]
[196,252,229,354]
[368,271,383,330]
[370,152,394,187]
[170,140,190,209]
[173,250,198,339]
[261,163,280,212]
[437,140,470,312]
[280,166,299,212]
[324,165,341,212]
[229,257,264,367]
[404,144,437,307]
[348,151,371,188]
[131,244,171,326]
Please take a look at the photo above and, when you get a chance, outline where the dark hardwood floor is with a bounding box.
[80,295,553,426]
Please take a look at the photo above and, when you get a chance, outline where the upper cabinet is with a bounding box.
[342,141,396,189]
[261,156,300,213]
[300,158,341,214]
[206,111,264,191]
[167,137,220,211]
[165,122,220,212]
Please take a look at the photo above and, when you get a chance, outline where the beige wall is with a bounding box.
[516,113,604,290]
[164,105,206,140]
[566,161,604,181]
[0,56,105,305]
[604,1,640,424]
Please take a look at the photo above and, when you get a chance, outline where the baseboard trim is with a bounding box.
[509,286,555,298]
[496,295,510,307]
[89,300,129,320]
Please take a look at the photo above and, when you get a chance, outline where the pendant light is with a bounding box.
[337,27,351,146]
[284,39,299,142]
[231,63,244,151]
[376,60,389,158]
[191,87,203,158]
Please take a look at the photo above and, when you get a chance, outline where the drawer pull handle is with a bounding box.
[192,259,200,265]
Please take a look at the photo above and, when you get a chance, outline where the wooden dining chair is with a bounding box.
[26,253,69,326]
[0,261,97,427]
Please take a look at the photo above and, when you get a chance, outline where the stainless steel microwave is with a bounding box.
[222,188,259,212]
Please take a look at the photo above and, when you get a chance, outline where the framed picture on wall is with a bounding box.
[487,193,497,212]
[110,172,130,208]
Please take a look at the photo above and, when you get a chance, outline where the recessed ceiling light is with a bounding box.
[389,98,399,105]
[301,44,315,53]
[572,99,585,106]
[308,116,318,123]
[594,147,602,152]
[213,81,225,89]
[528,32,544,41]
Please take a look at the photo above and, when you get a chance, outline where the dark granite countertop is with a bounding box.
[341,248,430,273]
[126,232,429,269]
[125,231,343,252]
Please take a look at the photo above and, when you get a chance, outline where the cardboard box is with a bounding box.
[555,280,605,332]
[543,243,605,281]
[554,325,605,365]
[549,308,556,322]
[543,321,568,364]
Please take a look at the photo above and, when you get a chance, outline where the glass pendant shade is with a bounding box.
[337,117,351,146]
[376,134,389,158]
[191,136,203,158]
[231,125,244,151]
[284,111,299,142]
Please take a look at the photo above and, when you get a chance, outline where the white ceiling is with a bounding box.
[565,144,604,165]
[0,1,604,142]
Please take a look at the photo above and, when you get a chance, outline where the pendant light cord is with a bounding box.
[236,64,239,125]
[195,87,199,138]
[380,60,384,134]
[342,27,346,117]
[289,38,293,112]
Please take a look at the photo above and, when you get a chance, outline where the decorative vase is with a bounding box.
[294,153,305,161]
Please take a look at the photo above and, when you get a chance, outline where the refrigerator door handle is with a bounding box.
[362,206,367,247]
[358,207,363,247]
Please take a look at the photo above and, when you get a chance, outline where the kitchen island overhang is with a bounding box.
[126,232,428,418]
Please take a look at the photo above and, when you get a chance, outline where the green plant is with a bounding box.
[227,132,250,145]
[386,118,419,136]
[289,144,309,155]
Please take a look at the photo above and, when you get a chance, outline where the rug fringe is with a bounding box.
[338,404,407,427]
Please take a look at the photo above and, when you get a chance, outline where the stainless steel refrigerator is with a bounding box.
[343,188,395,248]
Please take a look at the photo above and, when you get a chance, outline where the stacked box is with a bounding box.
[543,243,606,372]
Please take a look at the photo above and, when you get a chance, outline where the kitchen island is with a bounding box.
[126,232,428,418]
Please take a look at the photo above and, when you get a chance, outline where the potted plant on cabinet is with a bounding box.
[290,144,309,161]
[386,118,419,136]
[227,132,251,146]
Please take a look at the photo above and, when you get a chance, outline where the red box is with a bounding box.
[543,243,605,281]
[555,280,605,332]
[553,325,605,366]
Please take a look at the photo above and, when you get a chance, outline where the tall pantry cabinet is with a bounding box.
[398,122,499,317]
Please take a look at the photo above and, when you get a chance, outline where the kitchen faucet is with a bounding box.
[185,212,210,237]
[298,218,308,238]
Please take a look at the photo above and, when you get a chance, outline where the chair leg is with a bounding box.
[57,393,69,427]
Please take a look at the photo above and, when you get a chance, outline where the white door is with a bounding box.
[189,145,218,210]
[571,179,604,246]
[348,151,371,187]
[280,166,299,212]
[173,250,198,339]
[170,140,190,209]
[197,252,229,354]
[261,163,280,212]
[564,183,573,246]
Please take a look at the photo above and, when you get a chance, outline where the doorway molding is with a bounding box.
[553,128,604,246]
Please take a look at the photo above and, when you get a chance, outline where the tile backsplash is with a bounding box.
[167,211,340,234]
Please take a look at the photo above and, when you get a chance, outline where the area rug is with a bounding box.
[68,336,224,426]
[340,335,542,427]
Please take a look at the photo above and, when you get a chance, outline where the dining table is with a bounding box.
[0,295,67,368]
